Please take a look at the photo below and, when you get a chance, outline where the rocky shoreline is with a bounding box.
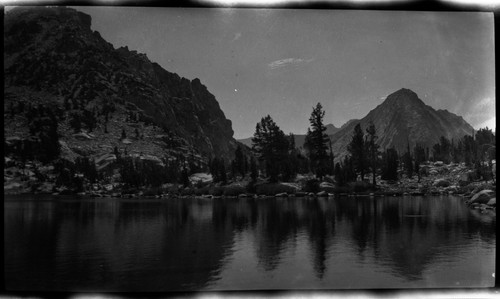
[4,159,496,211]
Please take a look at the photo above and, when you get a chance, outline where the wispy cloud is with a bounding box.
[476,116,496,130]
[231,32,242,42]
[268,57,314,70]
[475,97,494,108]
[463,97,496,129]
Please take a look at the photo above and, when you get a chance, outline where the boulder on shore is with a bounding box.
[468,189,495,205]
[320,182,335,188]
[433,179,450,188]
[316,191,328,197]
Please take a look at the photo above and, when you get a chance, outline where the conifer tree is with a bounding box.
[219,160,227,184]
[348,123,367,180]
[121,128,127,140]
[463,135,475,166]
[234,144,246,177]
[64,98,71,110]
[252,115,289,182]
[82,109,97,132]
[114,146,121,161]
[69,112,82,133]
[304,103,330,179]
[413,143,425,182]
[244,157,249,176]
[210,157,222,183]
[288,133,296,151]
[403,141,413,178]
[381,148,399,181]
[327,140,335,176]
[365,122,379,185]
[180,167,190,187]
[250,156,258,182]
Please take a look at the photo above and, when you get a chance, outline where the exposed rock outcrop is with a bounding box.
[4,6,237,166]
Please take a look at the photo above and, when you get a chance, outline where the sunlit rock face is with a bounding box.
[330,88,474,159]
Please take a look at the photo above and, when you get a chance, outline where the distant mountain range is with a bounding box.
[237,123,340,149]
[4,7,476,168]
[239,88,474,159]
[237,124,340,148]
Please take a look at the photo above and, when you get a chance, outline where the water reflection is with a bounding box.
[4,195,495,291]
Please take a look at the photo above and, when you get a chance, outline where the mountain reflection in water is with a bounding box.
[4,195,495,291]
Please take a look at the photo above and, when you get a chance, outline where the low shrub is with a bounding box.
[246,181,257,193]
[434,179,450,188]
[194,185,211,196]
[348,181,373,192]
[121,187,138,195]
[419,186,430,194]
[210,186,224,196]
[303,179,320,193]
[458,180,471,187]
[164,184,180,195]
[256,183,296,195]
[143,187,161,196]
[319,184,336,193]
[180,188,194,196]
[323,176,335,184]
[223,185,246,196]
[332,185,350,194]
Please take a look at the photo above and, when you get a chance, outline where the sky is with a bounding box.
[73,7,495,139]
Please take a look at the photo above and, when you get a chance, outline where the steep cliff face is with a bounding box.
[4,6,237,163]
[330,88,474,158]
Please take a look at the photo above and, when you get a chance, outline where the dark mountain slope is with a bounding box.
[4,6,237,166]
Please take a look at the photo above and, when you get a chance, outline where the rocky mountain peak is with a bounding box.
[329,88,474,159]
[325,124,340,135]
[383,88,424,109]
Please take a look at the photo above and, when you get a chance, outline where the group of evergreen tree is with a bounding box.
[5,101,62,164]
[26,104,61,163]
[380,148,398,181]
[247,98,496,186]
[337,122,396,185]
[231,145,247,177]
[113,148,201,188]
[209,157,227,184]
[334,156,356,186]
[425,127,496,180]
[29,114,60,163]
[75,156,99,183]
[51,157,99,192]
[330,122,385,185]
[248,103,338,183]
[5,92,496,189]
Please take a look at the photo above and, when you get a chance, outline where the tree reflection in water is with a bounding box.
[4,195,496,291]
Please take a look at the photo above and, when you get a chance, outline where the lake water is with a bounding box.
[4,195,495,292]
